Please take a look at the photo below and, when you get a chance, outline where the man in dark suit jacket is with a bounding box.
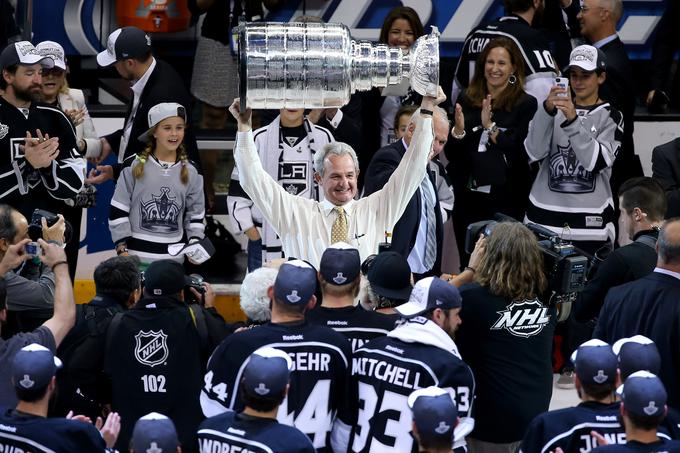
[594,218,680,410]
[652,137,680,218]
[363,107,452,279]
[88,27,199,183]
[576,0,643,189]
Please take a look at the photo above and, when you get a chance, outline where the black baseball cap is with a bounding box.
[274,260,317,305]
[367,251,412,300]
[319,242,361,285]
[396,277,461,318]
[0,41,54,72]
[143,260,191,297]
[617,371,667,419]
[571,339,617,385]
[132,412,179,453]
[242,347,293,398]
[12,344,62,391]
[613,335,661,380]
[408,386,458,445]
[97,27,151,67]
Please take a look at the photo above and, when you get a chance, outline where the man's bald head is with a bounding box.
[657,219,680,266]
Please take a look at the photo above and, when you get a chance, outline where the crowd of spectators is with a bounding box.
[0,0,680,452]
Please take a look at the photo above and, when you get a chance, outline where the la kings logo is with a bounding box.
[134,330,169,367]
[491,299,551,338]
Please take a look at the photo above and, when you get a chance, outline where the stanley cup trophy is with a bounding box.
[237,21,440,109]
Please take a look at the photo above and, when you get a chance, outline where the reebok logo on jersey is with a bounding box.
[491,299,551,338]
[0,424,16,432]
[434,421,450,434]
[0,123,7,140]
[282,334,303,341]
[134,330,169,367]
[644,401,659,416]
[333,272,347,284]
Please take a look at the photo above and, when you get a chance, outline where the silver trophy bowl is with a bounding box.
[237,22,439,109]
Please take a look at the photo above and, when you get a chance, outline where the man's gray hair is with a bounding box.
[240,267,278,322]
[599,0,623,22]
[408,106,451,129]
[313,142,360,177]
[658,219,680,265]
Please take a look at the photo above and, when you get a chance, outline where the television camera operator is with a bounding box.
[456,221,557,451]
[0,204,67,338]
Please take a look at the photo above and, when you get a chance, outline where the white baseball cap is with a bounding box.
[137,102,187,142]
[0,41,54,71]
[568,45,606,73]
[36,41,66,70]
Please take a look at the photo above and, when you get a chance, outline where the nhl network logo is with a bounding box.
[491,299,551,338]
[134,330,169,367]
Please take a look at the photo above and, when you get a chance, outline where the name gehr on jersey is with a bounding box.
[352,357,422,389]
[288,352,331,372]
[491,299,551,338]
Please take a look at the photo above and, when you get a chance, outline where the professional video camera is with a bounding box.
[465,214,591,321]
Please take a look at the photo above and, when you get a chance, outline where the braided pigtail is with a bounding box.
[178,143,189,185]
[132,139,154,180]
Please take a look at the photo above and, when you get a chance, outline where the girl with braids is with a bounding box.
[109,103,205,265]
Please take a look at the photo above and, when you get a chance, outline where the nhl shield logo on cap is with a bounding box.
[135,330,169,367]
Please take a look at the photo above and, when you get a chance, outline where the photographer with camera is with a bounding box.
[0,204,66,337]
[573,177,665,323]
[104,259,227,452]
[456,221,557,452]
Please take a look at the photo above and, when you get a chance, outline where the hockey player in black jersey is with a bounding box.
[0,41,84,218]
[452,0,558,105]
[201,260,355,452]
[592,372,680,453]
[350,276,475,453]
[307,242,396,351]
[198,346,315,453]
[0,343,120,452]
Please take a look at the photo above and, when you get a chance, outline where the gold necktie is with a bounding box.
[331,206,348,243]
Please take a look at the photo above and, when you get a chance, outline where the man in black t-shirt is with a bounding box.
[307,243,396,351]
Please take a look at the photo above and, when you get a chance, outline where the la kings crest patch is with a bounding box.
[0,122,8,140]
[134,330,169,367]
[491,299,551,338]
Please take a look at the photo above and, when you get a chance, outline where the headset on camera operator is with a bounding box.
[0,204,67,337]
[573,177,665,323]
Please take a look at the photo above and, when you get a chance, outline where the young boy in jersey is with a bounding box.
[592,372,680,453]
[228,107,335,270]
[198,347,315,453]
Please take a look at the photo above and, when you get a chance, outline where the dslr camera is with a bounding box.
[185,274,207,305]
[27,209,72,243]
[466,215,590,321]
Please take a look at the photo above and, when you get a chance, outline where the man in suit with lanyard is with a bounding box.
[363,106,452,279]
[88,26,199,184]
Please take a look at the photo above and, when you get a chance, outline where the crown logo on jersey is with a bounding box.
[593,370,608,384]
[548,144,595,194]
[643,401,659,416]
[19,374,34,389]
[140,187,181,233]
[146,442,163,453]
[0,123,8,140]
[286,290,301,303]
[333,272,347,284]
[134,330,169,368]
[254,383,271,396]
[434,421,450,434]
[284,184,300,195]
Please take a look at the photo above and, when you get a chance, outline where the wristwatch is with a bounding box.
[485,122,498,135]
